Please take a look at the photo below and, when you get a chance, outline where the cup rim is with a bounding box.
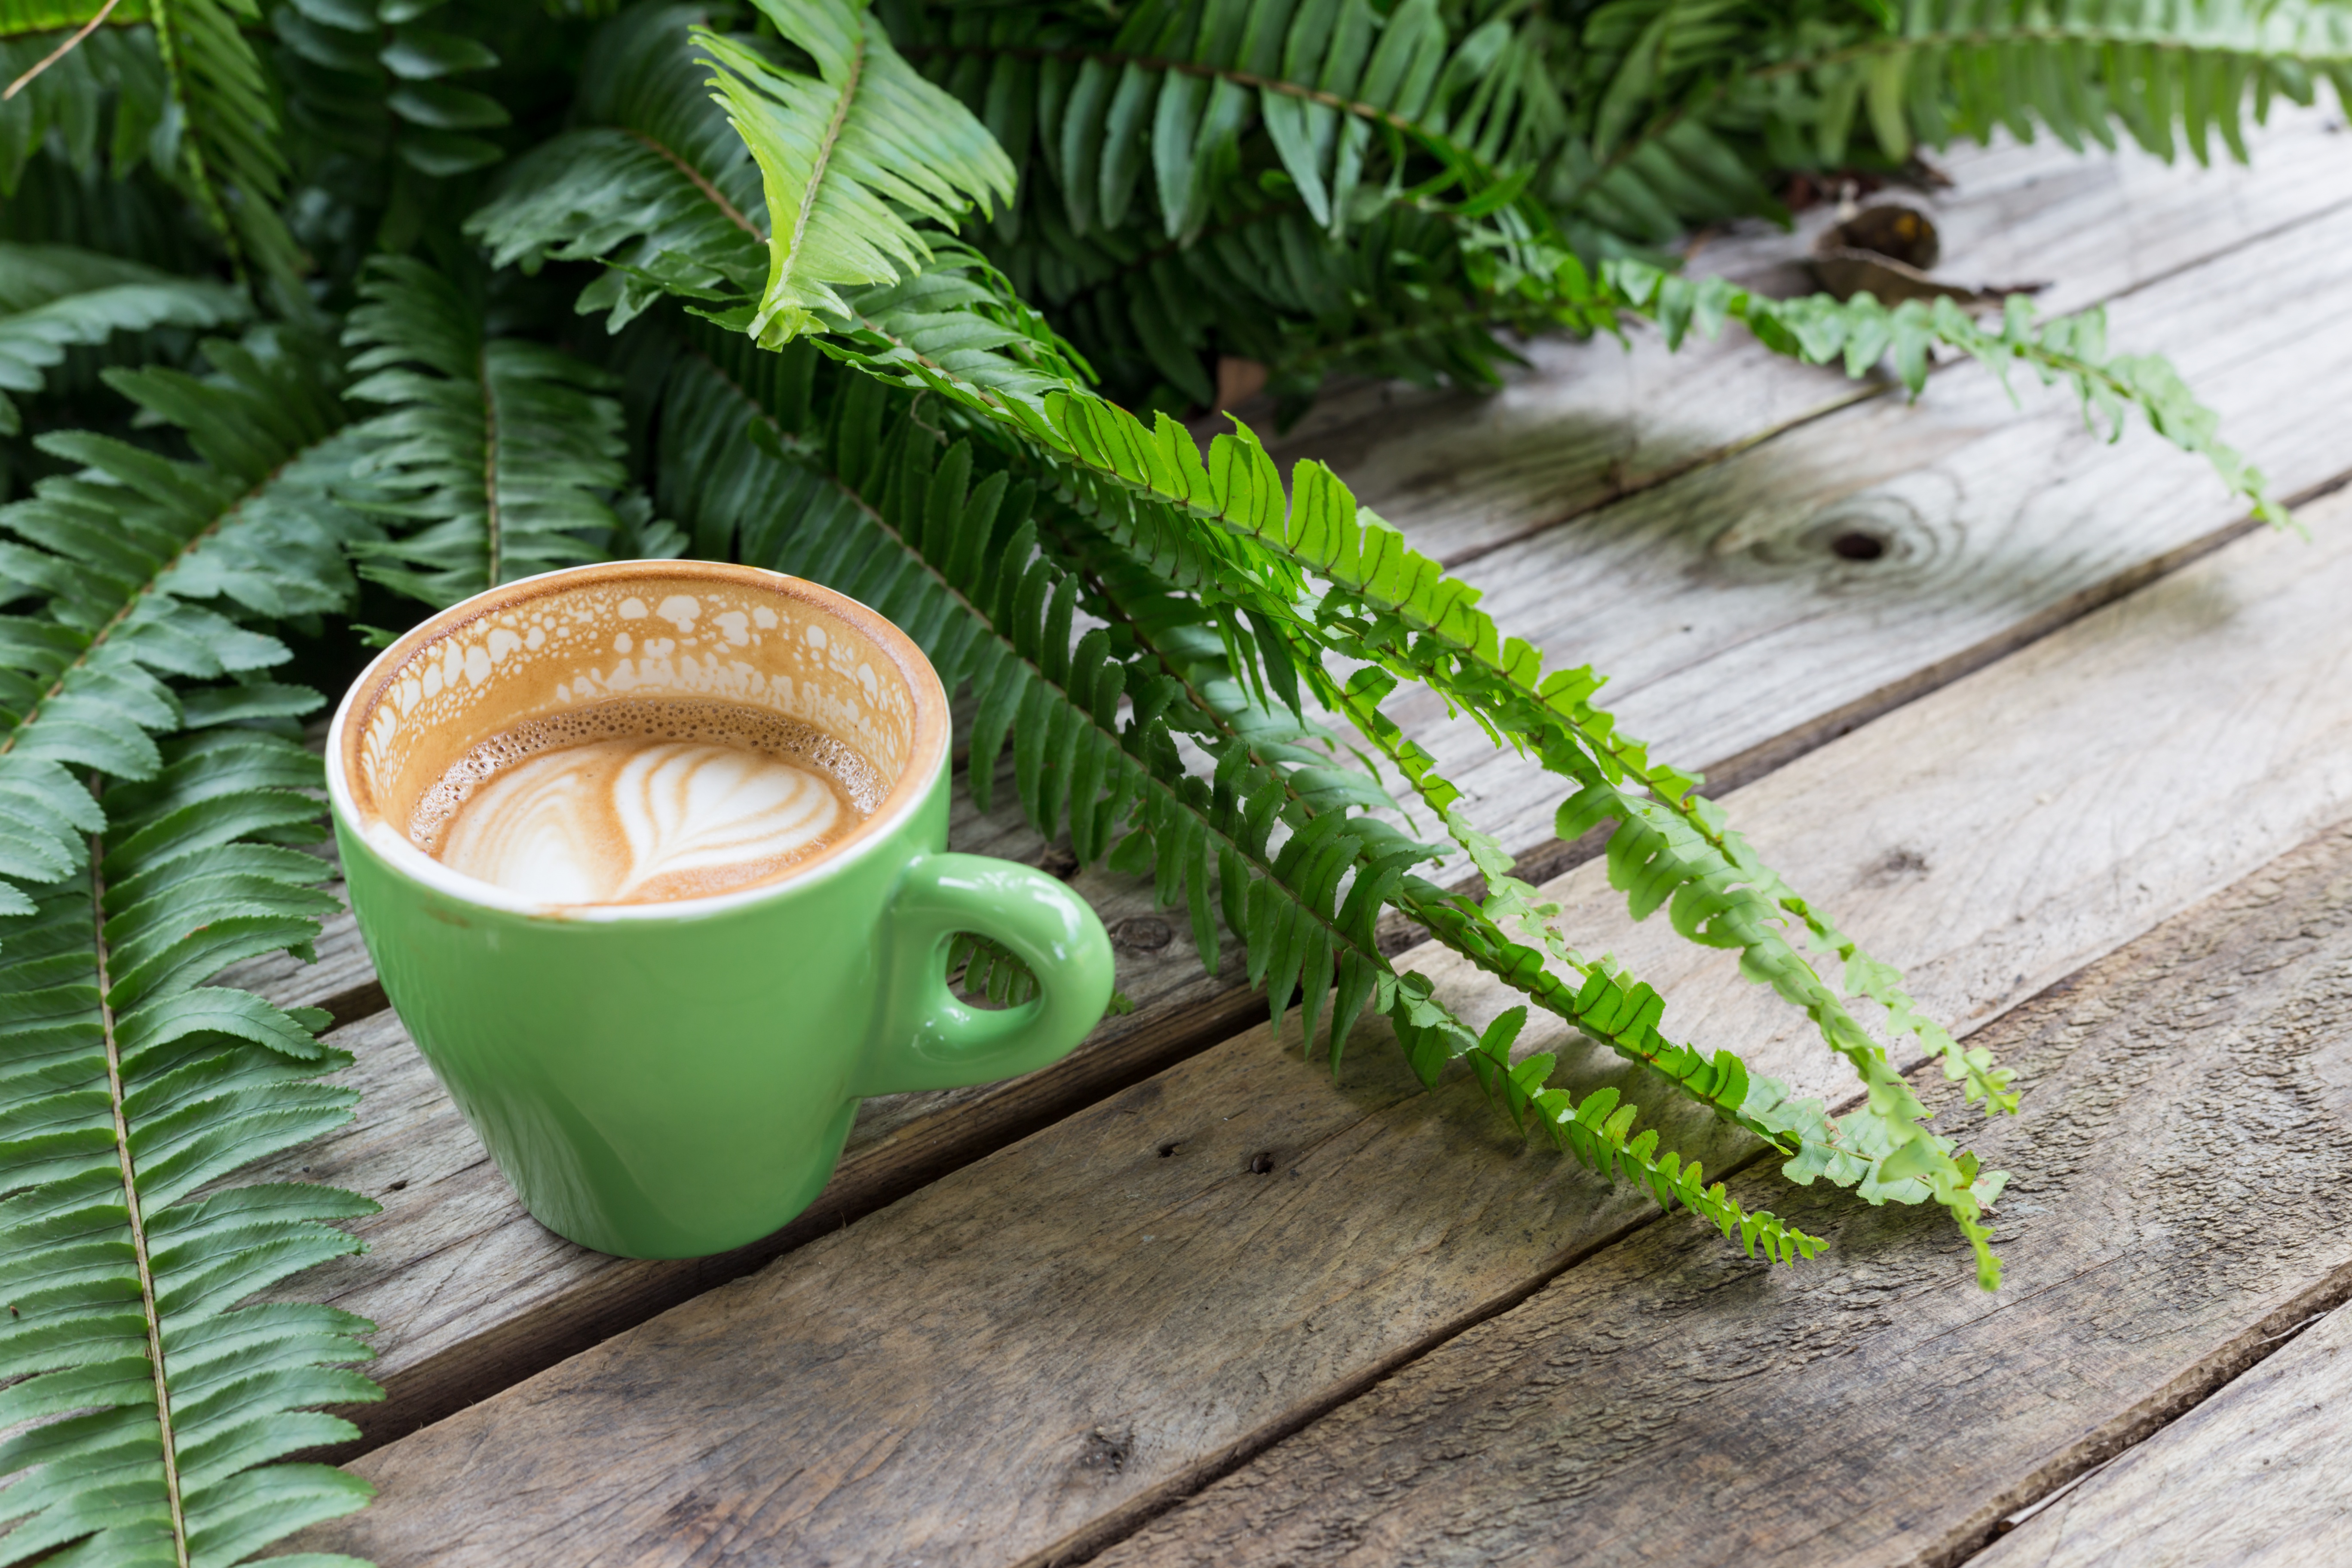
[324,559,949,922]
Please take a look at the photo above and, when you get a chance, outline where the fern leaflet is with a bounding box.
[0,329,387,1562]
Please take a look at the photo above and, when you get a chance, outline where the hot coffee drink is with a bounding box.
[331,561,1112,1258]
[411,698,885,905]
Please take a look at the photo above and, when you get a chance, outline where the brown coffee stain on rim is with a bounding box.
[334,561,950,905]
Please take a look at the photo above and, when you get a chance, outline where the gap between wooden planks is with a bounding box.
[1093,828,2352,1568]
[1971,1305,2352,1566]
[291,479,2352,1562]
[219,123,2352,1455]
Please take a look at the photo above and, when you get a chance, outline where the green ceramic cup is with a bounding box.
[325,560,1113,1259]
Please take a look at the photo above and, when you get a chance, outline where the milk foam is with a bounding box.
[416,699,882,905]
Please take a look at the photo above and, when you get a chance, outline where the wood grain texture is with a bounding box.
[1971,1307,2352,1568]
[1400,190,2352,892]
[1097,824,2352,1568]
[291,490,2352,1562]
[1266,103,2352,567]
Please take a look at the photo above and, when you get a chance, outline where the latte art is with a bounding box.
[415,699,882,905]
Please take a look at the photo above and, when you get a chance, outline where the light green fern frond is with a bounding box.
[698,0,1015,344]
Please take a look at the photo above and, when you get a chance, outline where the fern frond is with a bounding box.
[652,325,1418,1065]
[1390,995,1827,1264]
[341,255,628,609]
[0,327,386,1562]
[697,0,1015,344]
[269,0,510,231]
[1605,257,2288,527]
[1760,0,2352,167]
[0,243,245,435]
[750,293,2013,1281]
[468,2,766,331]
[146,0,304,297]
[0,328,374,910]
[904,0,1567,239]
[0,11,164,197]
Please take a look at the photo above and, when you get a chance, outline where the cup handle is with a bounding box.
[854,853,1115,1098]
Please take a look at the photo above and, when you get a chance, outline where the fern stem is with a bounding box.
[627,127,763,240]
[478,345,502,588]
[89,805,193,1568]
[771,18,864,332]
[2,0,125,100]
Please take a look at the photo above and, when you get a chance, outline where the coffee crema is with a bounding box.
[412,698,885,905]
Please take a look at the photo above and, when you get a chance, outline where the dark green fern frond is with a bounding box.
[467,1,768,331]
[900,0,1567,239]
[0,8,165,196]
[267,0,514,284]
[342,254,628,608]
[271,0,508,186]
[1760,0,2352,167]
[0,243,246,435]
[145,0,306,296]
[0,326,388,1562]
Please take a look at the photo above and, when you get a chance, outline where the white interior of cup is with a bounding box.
[325,561,946,919]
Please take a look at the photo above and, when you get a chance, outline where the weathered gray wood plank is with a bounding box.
[1971,1307,2352,1568]
[1268,103,2352,567]
[291,485,2352,1561]
[1093,821,2352,1568]
[1399,187,2352,890]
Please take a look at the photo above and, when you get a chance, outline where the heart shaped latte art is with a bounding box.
[437,739,843,903]
[608,742,842,898]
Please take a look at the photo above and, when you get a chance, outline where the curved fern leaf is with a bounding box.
[0,328,386,1562]
[697,0,1015,344]
[646,318,1824,1265]
[342,256,628,609]
[466,2,752,331]
[0,243,244,436]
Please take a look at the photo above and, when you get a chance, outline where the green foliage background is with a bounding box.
[0,0,2334,1556]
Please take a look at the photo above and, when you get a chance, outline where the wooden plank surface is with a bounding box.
[227,116,2352,1459]
[1095,820,2352,1568]
[1401,189,2352,888]
[1974,1307,2352,1568]
[1268,103,2352,567]
[290,484,2352,1561]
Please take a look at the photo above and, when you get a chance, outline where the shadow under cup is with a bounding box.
[325,561,1112,1259]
